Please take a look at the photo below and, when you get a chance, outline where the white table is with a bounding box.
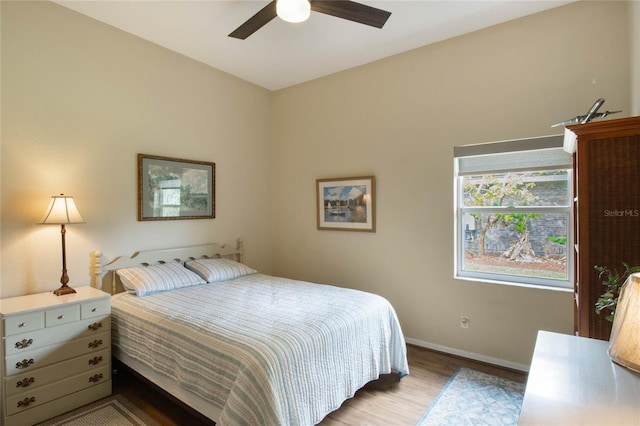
[519,330,640,425]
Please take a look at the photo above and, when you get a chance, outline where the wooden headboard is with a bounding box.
[90,239,244,294]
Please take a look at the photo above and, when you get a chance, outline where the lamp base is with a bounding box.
[53,285,76,296]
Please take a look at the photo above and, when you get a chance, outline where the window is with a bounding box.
[454,135,573,289]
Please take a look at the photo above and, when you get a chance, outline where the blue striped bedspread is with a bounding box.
[111,273,409,425]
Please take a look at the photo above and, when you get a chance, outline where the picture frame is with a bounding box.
[138,154,215,221]
[316,176,375,232]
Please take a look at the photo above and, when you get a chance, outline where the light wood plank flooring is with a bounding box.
[112,344,527,425]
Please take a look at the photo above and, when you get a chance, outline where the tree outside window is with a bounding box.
[454,136,572,289]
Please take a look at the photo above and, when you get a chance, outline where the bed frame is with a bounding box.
[90,239,244,295]
[89,239,245,422]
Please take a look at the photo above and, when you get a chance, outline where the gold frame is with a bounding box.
[316,176,375,232]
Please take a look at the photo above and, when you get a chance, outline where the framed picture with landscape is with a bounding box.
[138,154,215,221]
[316,176,375,232]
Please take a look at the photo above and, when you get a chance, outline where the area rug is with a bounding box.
[35,394,160,426]
[417,367,525,426]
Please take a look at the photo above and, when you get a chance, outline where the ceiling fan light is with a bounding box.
[276,0,311,23]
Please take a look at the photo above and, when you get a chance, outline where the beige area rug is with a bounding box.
[35,394,160,426]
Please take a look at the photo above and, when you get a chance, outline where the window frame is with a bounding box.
[453,135,574,290]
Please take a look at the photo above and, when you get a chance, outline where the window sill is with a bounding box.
[454,274,573,293]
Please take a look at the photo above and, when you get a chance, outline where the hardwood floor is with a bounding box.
[112,344,527,425]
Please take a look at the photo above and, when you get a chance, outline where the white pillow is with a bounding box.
[116,262,206,296]
[185,258,256,283]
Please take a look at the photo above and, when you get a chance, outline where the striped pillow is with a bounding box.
[185,258,257,283]
[117,262,206,296]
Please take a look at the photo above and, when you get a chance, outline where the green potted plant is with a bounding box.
[595,263,640,322]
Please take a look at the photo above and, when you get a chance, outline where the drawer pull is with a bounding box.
[91,307,99,312]
[16,377,35,388]
[88,339,103,349]
[18,322,27,328]
[88,322,103,331]
[16,359,34,369]
[88,356,103,366]
[15,338,34,349]
[89,373,104,383]
[17,397,36,408]
[57,314,65,320]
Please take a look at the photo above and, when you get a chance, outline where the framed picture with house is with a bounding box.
[138,154,215,221]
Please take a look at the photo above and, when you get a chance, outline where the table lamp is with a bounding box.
[608,272,640,372]
[41,194,85,296]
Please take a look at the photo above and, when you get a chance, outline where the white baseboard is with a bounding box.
[405,337,530,372]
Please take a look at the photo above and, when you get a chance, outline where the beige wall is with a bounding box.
[270,0,630,368]
[0,0,634,368]
[0,1,273,298]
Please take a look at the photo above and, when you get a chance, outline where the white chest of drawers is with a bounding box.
[0,287,112,426]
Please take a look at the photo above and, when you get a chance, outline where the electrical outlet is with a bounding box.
[460,316,469,329]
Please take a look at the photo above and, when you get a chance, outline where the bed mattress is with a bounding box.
[111,273,408,425]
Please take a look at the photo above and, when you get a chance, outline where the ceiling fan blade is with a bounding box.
[310,0,391,28]
[229,1,278,40]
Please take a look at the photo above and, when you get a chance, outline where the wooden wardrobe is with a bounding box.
[570,116,640,340]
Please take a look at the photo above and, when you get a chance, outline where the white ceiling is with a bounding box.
[54,0,574,91]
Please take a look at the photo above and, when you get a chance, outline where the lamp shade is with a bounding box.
[608,272,640,372]
[276,0,311,23]
[41,194,85,225]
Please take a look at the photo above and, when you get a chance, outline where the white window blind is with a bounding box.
[455,135,571,175]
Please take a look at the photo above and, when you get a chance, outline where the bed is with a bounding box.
[92,241,409,425]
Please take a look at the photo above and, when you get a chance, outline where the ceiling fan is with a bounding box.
[229,0,392,40]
